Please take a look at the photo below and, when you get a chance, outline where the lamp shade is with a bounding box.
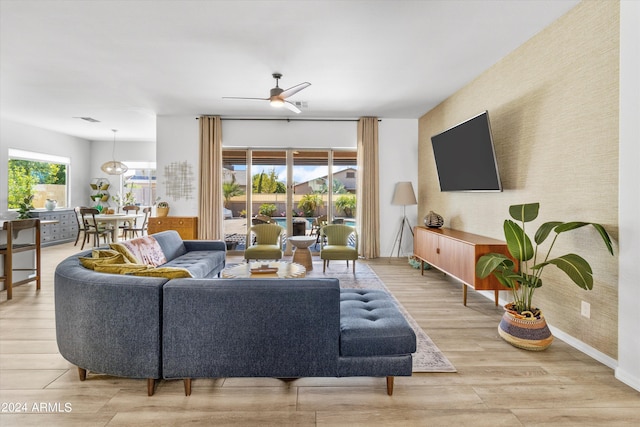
[100,129,128,175]
[391,181,417,206]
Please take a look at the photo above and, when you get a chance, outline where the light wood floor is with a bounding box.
[1,242,638,426]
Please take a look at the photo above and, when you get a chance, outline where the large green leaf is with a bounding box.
[592,223,614,255]
[509,203,539,222]
[476,253,514,278]
[493,270,518,289]
[554,221,588,233]
[534,221,562,245]
[534,253,594,290]
[554,222,614,255]
[504,219,534,262]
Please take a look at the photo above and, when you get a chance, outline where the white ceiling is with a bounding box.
[0,0,579,142]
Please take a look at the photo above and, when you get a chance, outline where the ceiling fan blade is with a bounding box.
[283,101,301,114]
[222,97,269,101]
[280,82,311,99]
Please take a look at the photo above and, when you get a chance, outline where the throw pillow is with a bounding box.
[127,267,193,279]
[92,249,121,258]
[93,263,152,275]
[79,253,128,270]
[119,236,167,267]
[109,243,140,264]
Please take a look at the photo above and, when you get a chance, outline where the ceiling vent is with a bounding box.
[292,101,308,109]
[74,116,100,123]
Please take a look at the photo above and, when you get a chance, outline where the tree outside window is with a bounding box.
[8,159,67,209]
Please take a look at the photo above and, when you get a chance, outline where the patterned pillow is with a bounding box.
[119,236,167,267]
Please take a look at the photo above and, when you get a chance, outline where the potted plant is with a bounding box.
[156,201,170,217]
[475,202,614,351]
[17,195,34,219]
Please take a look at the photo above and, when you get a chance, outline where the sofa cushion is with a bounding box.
[151,230,188,261]
[339,289,416,357]
[161,251,225,278]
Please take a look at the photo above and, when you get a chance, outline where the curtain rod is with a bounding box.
[196,117,381,122]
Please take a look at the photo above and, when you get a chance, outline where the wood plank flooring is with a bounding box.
[1,242,638,426]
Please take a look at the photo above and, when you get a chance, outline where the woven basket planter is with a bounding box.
[498,303,554,351]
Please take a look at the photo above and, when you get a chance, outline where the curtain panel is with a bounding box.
[356,117,380,259]
[198,115,223,240]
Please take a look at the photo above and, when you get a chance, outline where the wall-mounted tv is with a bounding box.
[430,111,502,192]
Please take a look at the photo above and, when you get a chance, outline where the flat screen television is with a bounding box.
[430,111,502,192]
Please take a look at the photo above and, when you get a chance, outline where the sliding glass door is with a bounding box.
[221,148,357,254]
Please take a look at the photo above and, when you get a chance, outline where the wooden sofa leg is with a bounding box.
[386,376,394,396]
[147,378,155,396]
[184,378,192,396]
[78,367,87,381]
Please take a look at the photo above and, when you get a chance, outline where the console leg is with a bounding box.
[184,378,192,396]
[494,290,499,306]
[386,376,394,396]
[463,285,468,306]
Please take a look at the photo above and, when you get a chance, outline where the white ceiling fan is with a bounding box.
[223,73,311,114]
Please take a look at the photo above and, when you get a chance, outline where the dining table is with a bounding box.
[94,213,143,242]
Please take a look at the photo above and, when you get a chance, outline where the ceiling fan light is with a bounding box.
[270,98,284,107]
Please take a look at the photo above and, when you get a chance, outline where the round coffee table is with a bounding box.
[221,261,306,278]
[288,236,317,270]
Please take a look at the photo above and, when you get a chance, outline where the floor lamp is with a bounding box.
[389,181,417,257]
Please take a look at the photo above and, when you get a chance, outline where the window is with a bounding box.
[8,149,69,209]
[117,162,157,207]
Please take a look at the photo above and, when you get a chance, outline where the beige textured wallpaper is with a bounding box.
[418,1,619,357]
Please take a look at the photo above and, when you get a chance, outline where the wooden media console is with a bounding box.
[413,226,512,305]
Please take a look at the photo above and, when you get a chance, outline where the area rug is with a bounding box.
[306,260,456,373]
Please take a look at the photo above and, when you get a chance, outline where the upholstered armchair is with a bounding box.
[320,224,358,274]
[244,224,284,262]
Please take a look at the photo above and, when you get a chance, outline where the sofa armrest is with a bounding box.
[183,240,226,252]
[54,254,165,379]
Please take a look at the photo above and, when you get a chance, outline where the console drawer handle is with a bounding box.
[436,248,440,254]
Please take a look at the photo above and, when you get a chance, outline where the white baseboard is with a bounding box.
[615,367,640,392]
[476,290,618,369]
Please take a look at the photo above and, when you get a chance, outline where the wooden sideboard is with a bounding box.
[413,226,511,306]
[148,216,198,240]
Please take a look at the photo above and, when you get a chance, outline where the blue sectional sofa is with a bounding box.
[54,231,416,396]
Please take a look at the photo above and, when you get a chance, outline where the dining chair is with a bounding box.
[122,207,151,240]
[120,205,140,237]
[79,208,114,249]
[73,206,90,247]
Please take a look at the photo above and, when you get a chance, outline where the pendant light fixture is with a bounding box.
[100,129,128,175]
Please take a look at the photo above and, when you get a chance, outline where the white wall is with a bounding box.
[379,119,419,257]
[156,116,200,216]
[155,115,419,254]
[0,118,91,215]
[89,139,157,200]
[616,0,640,392]
[223,119,356,148]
